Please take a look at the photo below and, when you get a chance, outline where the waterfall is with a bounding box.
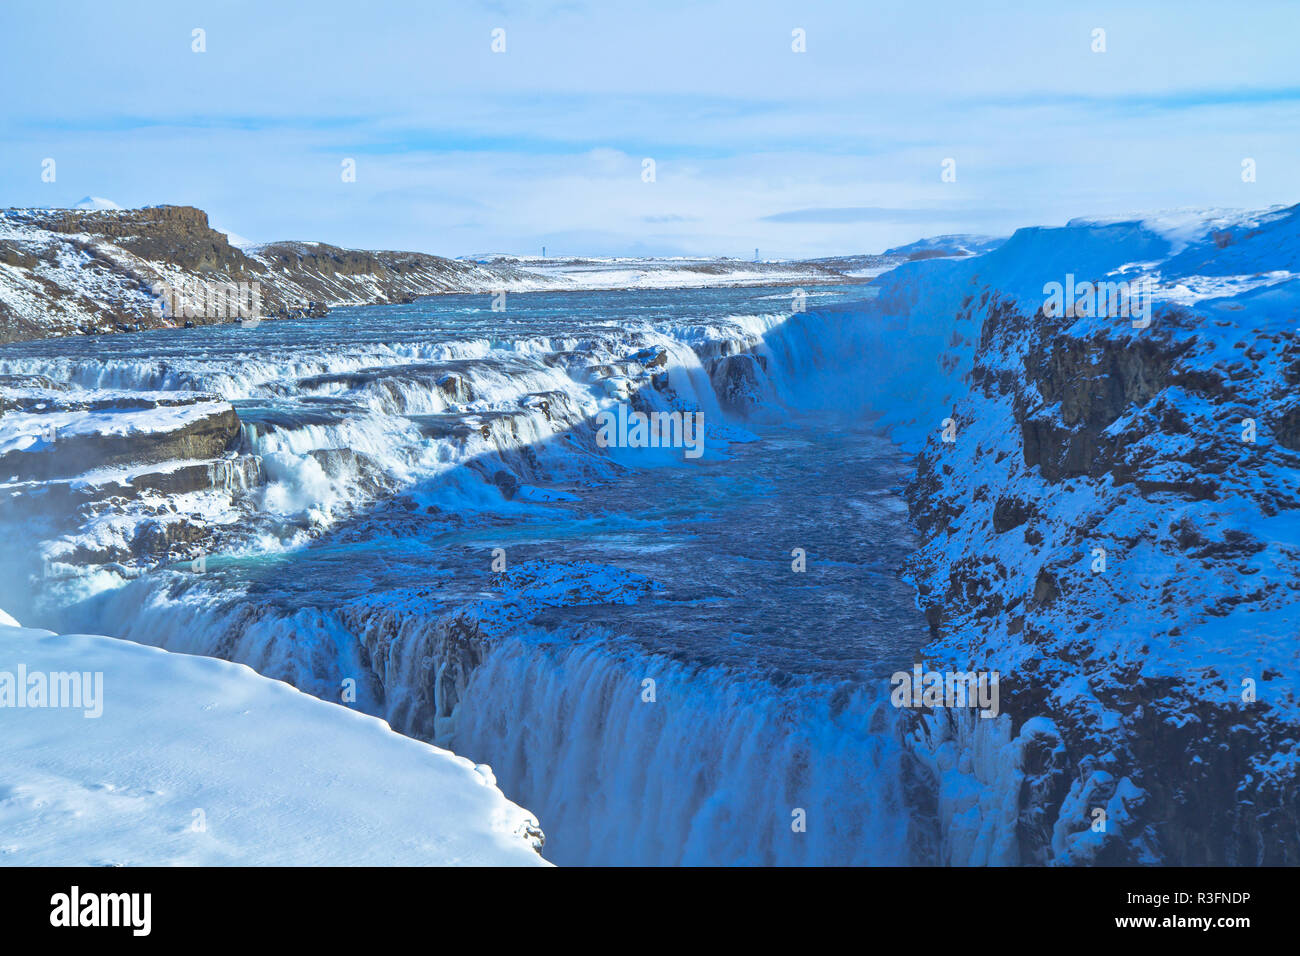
[446,634,916,866]
[20,293,950,865]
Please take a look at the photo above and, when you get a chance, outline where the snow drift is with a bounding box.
[0,615,547,866]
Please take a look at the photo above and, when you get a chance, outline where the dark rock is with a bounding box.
[992,495,1036,533]
[0,404,241,481]
[491,469,519,500]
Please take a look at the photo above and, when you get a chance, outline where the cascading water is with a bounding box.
[449,639,915,866]
[5,286,940,865]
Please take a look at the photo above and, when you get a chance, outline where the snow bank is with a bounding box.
[0,622,548,866]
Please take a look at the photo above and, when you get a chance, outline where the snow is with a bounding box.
[883,234,1006,258]
[0,399,231,455]
[213,225,257,250]
[0,619,548,866]
[0,202,958,343]
[858,202,1300,863]
[1066,205,1294,255]
[479,256,850,291]
[72,196,124,211]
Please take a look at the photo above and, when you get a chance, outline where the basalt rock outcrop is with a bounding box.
[0,382,268,581]
[0,401,241,482]
[0,205,555,342]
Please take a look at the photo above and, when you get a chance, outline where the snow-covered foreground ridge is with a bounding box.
[0,614,548,866]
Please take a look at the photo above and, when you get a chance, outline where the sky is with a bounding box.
[2,0,1299,258]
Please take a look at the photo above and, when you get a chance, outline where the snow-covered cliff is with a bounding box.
[880,205,1300,864]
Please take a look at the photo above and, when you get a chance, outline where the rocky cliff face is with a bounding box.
[896,208,1300,864]
[37,205,250,273]
[0,205,554,342]
[0,382,262,597]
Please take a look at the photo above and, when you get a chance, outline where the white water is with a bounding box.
[10,286,938,865]
[450,637,915,866]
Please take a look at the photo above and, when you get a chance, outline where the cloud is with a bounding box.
[761,207,982,224]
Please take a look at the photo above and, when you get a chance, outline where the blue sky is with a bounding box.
[2,0,1299,257]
